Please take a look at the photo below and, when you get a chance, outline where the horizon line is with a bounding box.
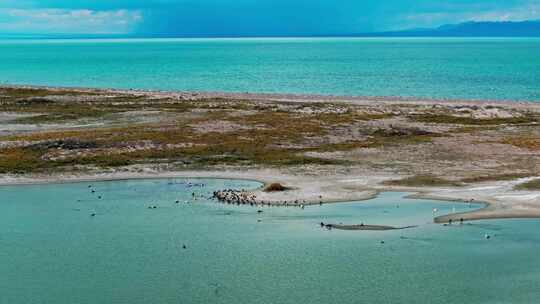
[3,34,540,40]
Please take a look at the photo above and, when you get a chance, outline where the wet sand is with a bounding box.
[325,224,418,231]
[4,84,540,109]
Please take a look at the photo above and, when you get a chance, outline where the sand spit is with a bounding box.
[1,85,540,224]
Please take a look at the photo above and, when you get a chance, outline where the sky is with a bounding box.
[0,0,539,36]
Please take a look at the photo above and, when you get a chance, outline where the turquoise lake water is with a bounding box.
[2,178,540,303]
[1,37,539,101]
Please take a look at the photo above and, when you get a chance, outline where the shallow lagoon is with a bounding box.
[1,178,540,303]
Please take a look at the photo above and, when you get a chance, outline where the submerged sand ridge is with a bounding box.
[1,86,540,223]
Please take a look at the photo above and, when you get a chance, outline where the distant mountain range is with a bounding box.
[364,20,540,37]
[2,20,539,39]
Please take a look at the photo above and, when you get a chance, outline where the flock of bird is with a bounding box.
[83,182,494,243]
[212,189,324,209]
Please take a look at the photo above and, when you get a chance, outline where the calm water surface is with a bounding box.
[1,38,539,101]
[1,178,540,304]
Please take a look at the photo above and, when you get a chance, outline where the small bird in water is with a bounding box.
[182,244,187,249]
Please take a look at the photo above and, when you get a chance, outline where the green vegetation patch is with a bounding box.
[502,137,540,151]
[0,87,93,99]
[461,173,533,183]
[3,101,125,124]
[0,147,47,174]
[310,141,372,152]
[0,104,424,174]
[409,114,538,125]
[384,175,463,187]
[514,179,540,191]
[449,125,500,134]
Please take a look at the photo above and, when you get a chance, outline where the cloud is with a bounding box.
[399,1,540,29]
[0,1,539,35]
[0,8,142,34]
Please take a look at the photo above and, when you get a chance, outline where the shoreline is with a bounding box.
[1,170,539,224]
[3,83,540,108]
[1,84,539,224]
